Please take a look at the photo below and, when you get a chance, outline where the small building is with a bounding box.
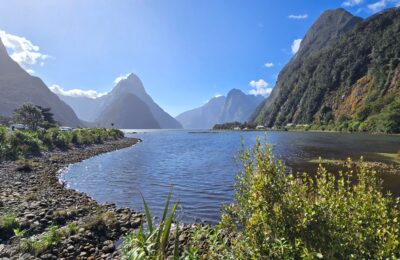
[256,125,265,130]
[233,126,241,131]
[9,124,28,131]
[59,126,74,132]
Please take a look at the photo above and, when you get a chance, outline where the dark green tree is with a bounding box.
[36,106,57,129]
[13,103,43,130]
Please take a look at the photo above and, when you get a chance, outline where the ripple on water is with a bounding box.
[60,130,400,224]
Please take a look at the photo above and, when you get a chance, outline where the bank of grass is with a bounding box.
[0,213,18,240]
[123,139,400,259]
[0,127,124,161]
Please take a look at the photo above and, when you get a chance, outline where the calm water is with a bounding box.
[60,130,400,224]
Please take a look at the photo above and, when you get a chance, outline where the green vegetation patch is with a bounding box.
[375,152,400,164]
[0,213,18,239]
[122,189,180,259]
[0,126,125,162]
[18,226,62,256]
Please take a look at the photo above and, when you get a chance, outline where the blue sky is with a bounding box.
[0,0,398,116]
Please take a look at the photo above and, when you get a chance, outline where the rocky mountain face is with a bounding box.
[176,89,264,129]
[102,74,182,129]
[175,96,226,129]
[250,8,400,133]
[55,73,182,129]
[96,93,160,129]
[0,38,81,126]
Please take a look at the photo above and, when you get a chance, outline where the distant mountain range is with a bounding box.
[176,89,264,129]
[0,38,81,126]
[1,7,398,133]
[55,73,182,129]
[250,8,400,133]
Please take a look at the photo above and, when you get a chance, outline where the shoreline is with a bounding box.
[212,128,400,136]
[0,138,142,259]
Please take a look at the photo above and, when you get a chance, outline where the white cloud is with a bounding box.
[49,84,107,99]
[367,0,400,11]
[342,0,363,7]
[0,30,50,70]
[288,14,308,19]
[291,39,302,54]
[368,0,387,11]
[249,79,272,97]
[264,62,274,68]
[114,73,132,84]
[26,69,35,75]
[214,94,223,98]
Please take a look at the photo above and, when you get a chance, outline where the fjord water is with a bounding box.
[60,130,400,224]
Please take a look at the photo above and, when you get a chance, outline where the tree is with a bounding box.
[13,103,43,130]
[36,106,57,129]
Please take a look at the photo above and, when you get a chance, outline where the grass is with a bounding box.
[82,211,117,235]
[18,226,61,256]
[18,223,80,256]
[53,207,79,223]
[0,127,125,161]
[0,213,17,230]
[122,188,180,259]
[0,213,18,239]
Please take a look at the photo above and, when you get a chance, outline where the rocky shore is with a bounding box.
[0,138,143,259]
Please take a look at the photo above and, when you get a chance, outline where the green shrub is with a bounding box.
[0,127,124,161]
[189,139,400,259]
[8,130,42,159]
[122,189,180,259]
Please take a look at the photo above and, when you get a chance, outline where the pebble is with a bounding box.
[0,139,143,259]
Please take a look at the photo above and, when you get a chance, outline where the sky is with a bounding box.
[0,0,399,116]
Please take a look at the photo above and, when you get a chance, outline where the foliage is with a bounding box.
[122,189,180,260]
[0,126,125,161]
[81,211,118,235]
[187,139,400,259]
[13,103,44,130]
[251,8,400,134]
[7,130,42,159]
[18,226,62,256]
[0,213,18,238]
[213,121,258,130]
[36,106,57,129]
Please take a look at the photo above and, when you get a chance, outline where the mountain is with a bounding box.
[176,89,264,129]
[250,8,400,133]
[55,95,106,122]
[54,73,182,129]
[0,38,81,126]
[96,93,160,129]
[101,74,182,129]
[176,96,226,129]
[220,89,264,123]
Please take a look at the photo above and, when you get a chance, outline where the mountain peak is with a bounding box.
[295,7,362,59]
[321,8,351,16]
[126,72,140,81]
[227,88,244,97]
[114,72,146,95]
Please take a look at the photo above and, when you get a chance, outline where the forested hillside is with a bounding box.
[251,8,400,133]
